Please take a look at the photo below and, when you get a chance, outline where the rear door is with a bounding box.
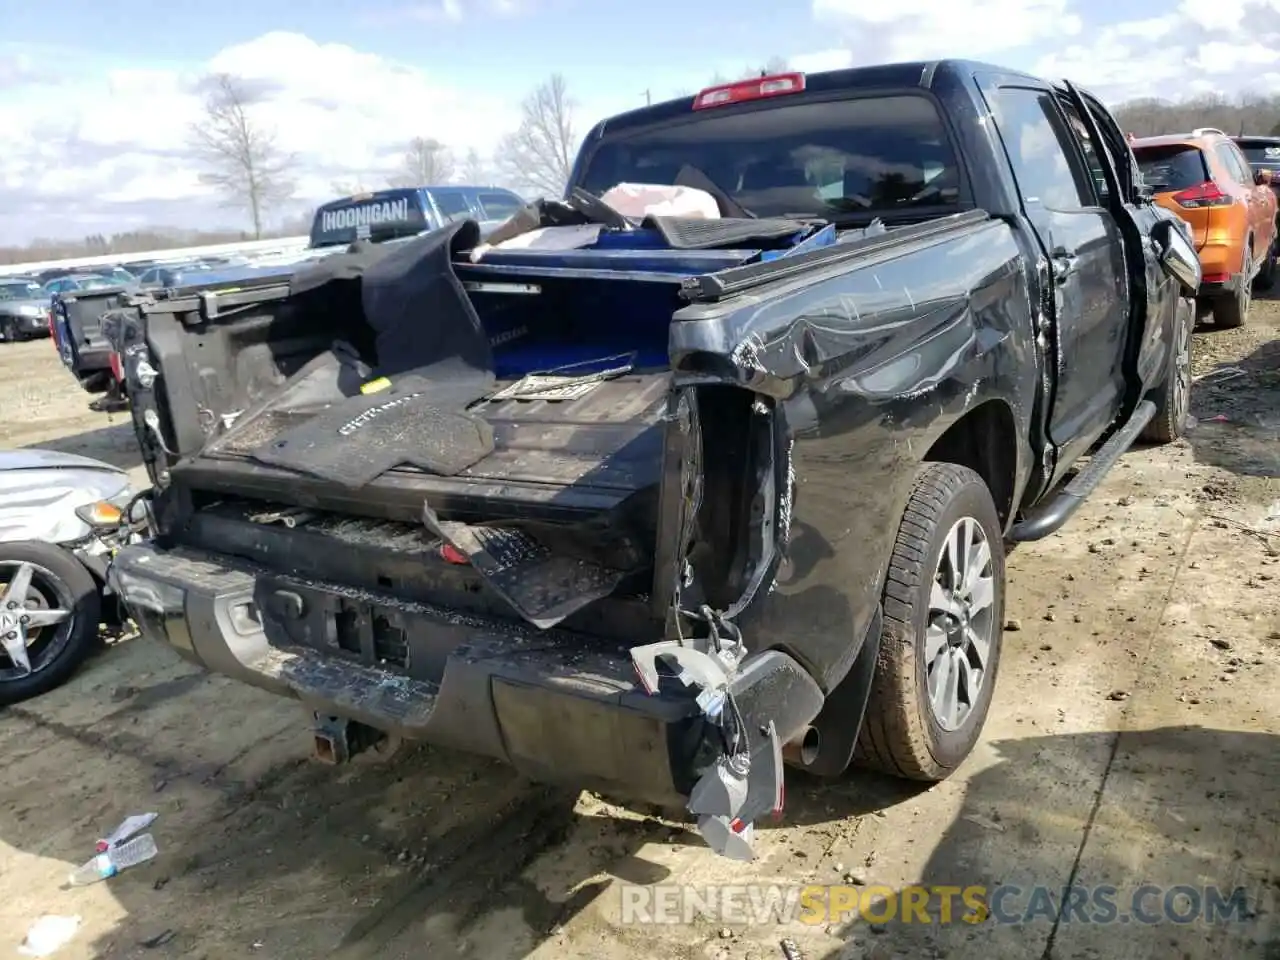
[976,74,1129,469]
[1213,141,1267,262]
[1226,141,1277,255]
[1064,83,1178,408]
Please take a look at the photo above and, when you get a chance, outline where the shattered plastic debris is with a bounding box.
[18,915,81,957]
[96,812,158,852]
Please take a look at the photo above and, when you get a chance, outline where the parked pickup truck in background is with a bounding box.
[104,59,1200,859]
[306,184,526,250]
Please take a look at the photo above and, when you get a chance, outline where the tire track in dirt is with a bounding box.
[330,784,583,959]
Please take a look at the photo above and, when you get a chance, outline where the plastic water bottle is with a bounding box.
[68,833,158,886]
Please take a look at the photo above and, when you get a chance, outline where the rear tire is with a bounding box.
[1254,239,1276,292]
[1141,297,1194,445]
[855,463,1006,782]
[0,543,101,705]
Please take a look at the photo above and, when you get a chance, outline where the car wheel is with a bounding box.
[1141,296,1194,445]
[1213,244,1252,329]
[0,543,102,705]
[0,318,17,343]
[855,462,1006,781]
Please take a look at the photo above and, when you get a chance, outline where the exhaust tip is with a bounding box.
[782,726,821,768]
[313,734,341,764]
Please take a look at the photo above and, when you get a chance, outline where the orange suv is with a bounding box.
[1129,128,1277,328]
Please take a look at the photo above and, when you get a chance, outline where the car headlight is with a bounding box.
[75,500,126,529]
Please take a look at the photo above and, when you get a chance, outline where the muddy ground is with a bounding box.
[0,299,1277,960]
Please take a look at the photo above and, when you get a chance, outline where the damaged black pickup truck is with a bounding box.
[105,60,1202,859]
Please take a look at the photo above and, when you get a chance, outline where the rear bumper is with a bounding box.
[109,542,823,804]
[1196,241,1244,286]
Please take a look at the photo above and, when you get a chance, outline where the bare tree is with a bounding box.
[388,137,455,187]
[1112,91,1280,138]
[329,177,376,195]
[188,73,297,238]
[460,147,491,184]
[494,74,577,199]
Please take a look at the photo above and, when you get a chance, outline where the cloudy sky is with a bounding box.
[1,0,1278,244]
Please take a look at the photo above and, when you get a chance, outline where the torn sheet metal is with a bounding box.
[422,503,649,629]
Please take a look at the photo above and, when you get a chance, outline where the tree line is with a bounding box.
[4,68,1280,265]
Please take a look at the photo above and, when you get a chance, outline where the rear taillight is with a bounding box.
[109,351,123,383]
[1202,272,1229,284]
[1171,181,1233,208]
[47,309,55,341]
[692,72,806,110]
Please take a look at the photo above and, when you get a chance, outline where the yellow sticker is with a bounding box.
[361,377,391,395]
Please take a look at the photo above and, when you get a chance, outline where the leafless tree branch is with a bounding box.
[494,73,577,199]
[188,73,297,239]
[460,147,491,184]
[387,137,456,187]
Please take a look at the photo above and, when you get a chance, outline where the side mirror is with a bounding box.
[1150,218,1202,295]
[1255,169,1273,186]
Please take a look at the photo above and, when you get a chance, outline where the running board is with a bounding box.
[1008,400,1156,542]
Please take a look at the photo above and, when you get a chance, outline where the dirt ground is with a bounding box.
[0,300,1277,960]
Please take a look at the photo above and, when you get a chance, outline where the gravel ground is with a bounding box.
[0,297,1276,960]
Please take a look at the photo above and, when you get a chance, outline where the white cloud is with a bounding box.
[7,1,1280,246]
[789,49,856,74]
[0,31,527,244]
[1191,41,1280,74]
[1032,2,1280,102]
[812,0,1082,60]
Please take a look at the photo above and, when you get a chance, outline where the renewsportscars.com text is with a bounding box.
[619,883,1252,927]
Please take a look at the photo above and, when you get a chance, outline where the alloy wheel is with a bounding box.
[925,516,996,732]
[1171,303,1193,428]
[0,562,74,678]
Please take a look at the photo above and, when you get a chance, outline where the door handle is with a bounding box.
[1052,253,1078,280]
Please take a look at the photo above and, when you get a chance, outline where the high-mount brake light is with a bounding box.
[692,72,806,110]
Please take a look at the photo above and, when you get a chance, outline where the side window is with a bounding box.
[434,192,472,222]
[1059,101,1111,203]
[478,192,523,221]
[989,87,1093,210]
[1221,144,1253,186]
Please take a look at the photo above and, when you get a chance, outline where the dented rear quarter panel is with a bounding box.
[670,216,1038,689]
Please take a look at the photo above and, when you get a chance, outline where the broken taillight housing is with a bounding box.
[692,73,806,110]
[1171,181,1233,208]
